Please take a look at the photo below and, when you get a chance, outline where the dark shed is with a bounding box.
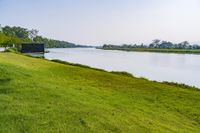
[21,43,45,53]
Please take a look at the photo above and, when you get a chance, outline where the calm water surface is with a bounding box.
[45,48,200,88]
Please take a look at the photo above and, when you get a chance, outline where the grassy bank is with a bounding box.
[0,52,200,132]
[101,48,200,54]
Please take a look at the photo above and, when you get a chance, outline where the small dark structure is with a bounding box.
[21,43,44,53]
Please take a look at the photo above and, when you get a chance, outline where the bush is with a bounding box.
[163,81,199,90]
[4,48,18,53]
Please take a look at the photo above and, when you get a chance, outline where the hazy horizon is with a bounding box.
[1,0,200,45]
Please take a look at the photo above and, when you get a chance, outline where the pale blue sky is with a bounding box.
[1,0,200,45]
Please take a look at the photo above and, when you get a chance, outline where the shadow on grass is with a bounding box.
[0,87,14,94]
[51,59,106,72]
[0,78,11,83]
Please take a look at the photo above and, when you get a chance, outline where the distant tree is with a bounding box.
[0,33,7,46]
[177,41,190,49]
[182,41,190,48]
[101,40,200,50]
[29,29,39,41]
[0,33,22,49]
[33,36,44,43]
[13,26,29,39]
[2,26,29,39]
[153,39,161,44]
[33,35,77,48]
[159,41,173,49]
[0,25,82,49]
[2,26,15,36]
[3,36,21,49]
[192,44,200,49]
[149,39,161,48]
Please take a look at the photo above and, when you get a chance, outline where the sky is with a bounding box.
[0,0,200,45]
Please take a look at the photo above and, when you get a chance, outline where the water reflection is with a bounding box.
[26,53,44,58]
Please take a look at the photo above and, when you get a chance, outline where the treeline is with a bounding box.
[103,39,200,49]
[0,25,86,49]
[33,36,87,48]
[0,26,31,49]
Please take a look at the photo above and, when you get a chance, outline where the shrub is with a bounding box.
[4,48,18,53]
[163,81,199,90]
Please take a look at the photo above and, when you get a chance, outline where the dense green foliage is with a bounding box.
[2,26,30,39]
[0,32,24,49]
[0,52,200,132]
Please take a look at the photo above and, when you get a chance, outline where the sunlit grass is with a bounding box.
[0,52,200,132]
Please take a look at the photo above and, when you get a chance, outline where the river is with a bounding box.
[45,48,200,88]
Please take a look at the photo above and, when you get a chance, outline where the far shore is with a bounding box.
[100,47,200,54]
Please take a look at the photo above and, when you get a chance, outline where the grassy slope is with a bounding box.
[101,48,200,54]
[0,53,200,133]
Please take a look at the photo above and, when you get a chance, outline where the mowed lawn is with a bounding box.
[0,53,200,133]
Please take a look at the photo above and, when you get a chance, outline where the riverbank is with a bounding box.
[45,48,200,88]
[0,52,200,132]
[100,47,200,54]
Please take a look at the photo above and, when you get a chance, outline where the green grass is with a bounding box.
[0,52,200,133]
[101,48,200,54]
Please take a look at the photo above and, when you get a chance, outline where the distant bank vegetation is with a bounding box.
[101,39,200,54]
[0,25,88,50]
